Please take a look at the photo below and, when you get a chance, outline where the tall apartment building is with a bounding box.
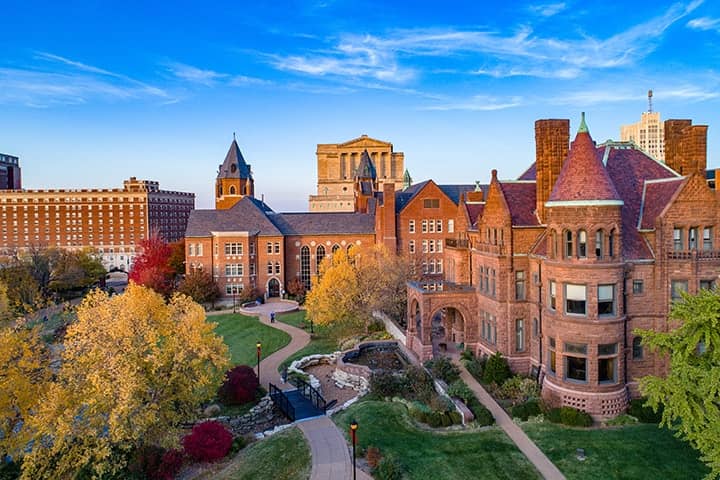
[309,135,405,212]
[620,91,665,161]
[0,153,22,190]
[0,177,194,270]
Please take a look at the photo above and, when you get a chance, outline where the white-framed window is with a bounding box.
[437,259,443,273]
[422,240,428,253]
[225,284,243,295]
[275,262,281,274]
[267,261,274,274]
[598,284,615,316]
[429,220,435,233]
[225,264,243,277]
[515,319,525,352]
[436,220,442,233]
[225,242,243,255]
[422,220,428,233]
[409,220,415,234]
[189,244,195,256]
[409,240,415,254]
[448,219,454,233]
[274,242,280,254]
[429,240,435,253]
[267,242,273,254]
[436,239,443,253]
[565,284,586,315]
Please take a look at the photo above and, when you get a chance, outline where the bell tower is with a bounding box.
[216,136,254,210]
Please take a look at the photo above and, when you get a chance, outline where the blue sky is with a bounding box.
[1,0,719,210]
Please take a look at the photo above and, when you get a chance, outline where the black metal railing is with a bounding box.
[269,383,295,421]
[291,377,327,414]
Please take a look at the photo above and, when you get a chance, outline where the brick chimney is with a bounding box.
[665,119,708,175]
[535,119,570,223]
[382,182,397,252]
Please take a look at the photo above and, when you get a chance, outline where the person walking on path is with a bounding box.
[270,311,276,323]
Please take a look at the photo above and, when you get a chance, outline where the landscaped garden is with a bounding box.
[212,312,291,365]
[334,400,541,480]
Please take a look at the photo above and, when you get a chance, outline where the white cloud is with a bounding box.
[551,84,719,105]
[229,75,273,87]
[687,16,720,32]
[164,62,228,86]
[528,2,567,17]
[422,95,524,111]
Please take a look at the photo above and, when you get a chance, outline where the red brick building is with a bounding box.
[406,113,717,417]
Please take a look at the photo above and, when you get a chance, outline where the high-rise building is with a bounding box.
[620,90,665,161]
[309,135,405,212]
[0,153,22,190]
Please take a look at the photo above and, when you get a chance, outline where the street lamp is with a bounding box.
[350,420,358,480]
[256,342,262,386]
[309,317,314,334]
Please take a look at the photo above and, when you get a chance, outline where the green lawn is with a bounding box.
[276,310,338,371]
[334,400,541,480]
[211,313,291,366]
[523,422,709,480]
[216,427,311,480]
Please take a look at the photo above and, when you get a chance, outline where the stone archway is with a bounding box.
[429,307,466,357]
[267,278,280,297]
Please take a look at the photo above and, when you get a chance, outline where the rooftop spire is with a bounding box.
[578,112,589,134]
[403,169,412,190]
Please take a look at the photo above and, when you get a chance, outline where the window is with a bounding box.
[549,281,556,310]
[409,220,415,233]
[700,279,715,291]
[671,280,688,301]
[436,220,442,233]
[197,244,203,256]
[565,284,586,315]
[598,343,618,383]
[423,198,440,208]
[267,262,273,274]
[633,280,644,294]
[267,242,273,254]
[595,230,604,258]
[490,269,496,297]
[422,220,428,233]
[429,240,435,253]
[300,246,311,289]
[689,227,698,250]
[274,242,280,254]
[551,230,558,258]
[548,337,556,374]
[409,240,415,254]
[515,270,526,300]
[249,262,255,276]
[189,244,195,256]
[437,259,443,273]
[564,343,587,382]
[609,229,615,257]
[703,227,713,251]
[332,244,340,254]
[422,240,428,253]
[578,230,587,258]
[225,242,243,255]
[448,219,454,233]
[436,240,443,253]
[225,264,243,277]
[316,245,325,272]
[565,230,573,258]
[249,242,255,255]
[632,336,643,360]
[275,262,281,274]
[598,284,615,316]
[429,220,435,233]
[532,318,539,338]
[515,319,525,352]
[225,285,243,295]
[673,228,682,251]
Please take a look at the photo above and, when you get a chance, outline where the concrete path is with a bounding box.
[455,360,566,480]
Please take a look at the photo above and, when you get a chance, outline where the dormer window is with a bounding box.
[230,163,237,173]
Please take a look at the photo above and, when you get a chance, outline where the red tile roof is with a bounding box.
[639,178,685,230]
[548,131,621,202]
[499,181,539,226]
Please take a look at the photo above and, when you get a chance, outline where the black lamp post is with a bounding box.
[350,420,358,480]
[256,341,262,386]
[309,317,314,334]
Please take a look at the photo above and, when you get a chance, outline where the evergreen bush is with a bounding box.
[510,399,542,420]
[546,406,593,427]
[482,352,512,385]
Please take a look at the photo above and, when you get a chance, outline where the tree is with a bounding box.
[178,269,220,306]
[129,234,174,296]
[286,277,306,301]
[636,288,720,479]
[167,239,186,278]
[0,264,43,314]
[48,248,106,294]
[0,325,49,460]
[21,284,230,479]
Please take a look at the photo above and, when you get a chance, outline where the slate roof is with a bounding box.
[439,184,481,204]
[271,212,375,235]
[498,181,540,226]
[218,139,252,179]
[356,150,377,179]
[638,178,686,230]
[392,180,480,213]
[464,203,485,228]
[518,163,537,180]
[548,128,621,203]
[185,196,280,237]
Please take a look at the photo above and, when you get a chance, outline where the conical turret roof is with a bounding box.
[547,113,622,205]
[218,138,252,180]
[355,149,377,179]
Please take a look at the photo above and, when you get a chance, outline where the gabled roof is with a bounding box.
[518,162,537,180]
[338,134,392,148]
[464,203,485,228]
[392,180,477,214]
[547,116,621,205]
[271,212,375,235]
[356,150,377,179]
[218,139,252,180]
[498,181,540,226]
[438,184,480,204]
[185,196,279,237]
[638,178,686,230]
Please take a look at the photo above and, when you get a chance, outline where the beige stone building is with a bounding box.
[621,111,665,162]
[309,135,405,212]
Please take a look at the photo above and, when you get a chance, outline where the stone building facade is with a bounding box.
[0,177,194,270]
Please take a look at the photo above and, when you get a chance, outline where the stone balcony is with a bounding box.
[667,249,720,261]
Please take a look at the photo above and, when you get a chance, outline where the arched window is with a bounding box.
[595,229,604,259]
[609,229,616,257]
[632,336,643,360]
[332,244,341,254]
[347,244,353,254]
[300,246,311,289]
[229,185,236,195]
[316,245,325,272]
[577,230,587,258]
[564,230,573,258]
[217,185,223,196]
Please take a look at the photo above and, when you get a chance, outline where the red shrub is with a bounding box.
[156,449,184,480]
[182,421,233,462]
[129,445,184,480]
[217,365,259,405]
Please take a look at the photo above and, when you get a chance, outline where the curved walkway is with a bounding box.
[235,300,371,480]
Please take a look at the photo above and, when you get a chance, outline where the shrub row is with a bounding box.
[546,406,593,427]
[510,399,542,421]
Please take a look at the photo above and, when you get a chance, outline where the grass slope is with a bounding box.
[523,422,709,480]
[218,427,311,480]
[276,311,337,371]
[211,313,291,366]
[334,401,541,480]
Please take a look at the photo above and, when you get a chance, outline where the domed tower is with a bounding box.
[215,137,254,210]
[541,113,628,418]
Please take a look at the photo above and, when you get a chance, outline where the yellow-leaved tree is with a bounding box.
[21,283,230,479]
[306,246,361,329]
[0,325,49,460]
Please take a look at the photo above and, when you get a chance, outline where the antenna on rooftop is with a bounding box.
[648,89,653,113]
[233,132,236,141]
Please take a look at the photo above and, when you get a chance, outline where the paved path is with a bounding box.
[455,360,566,480]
